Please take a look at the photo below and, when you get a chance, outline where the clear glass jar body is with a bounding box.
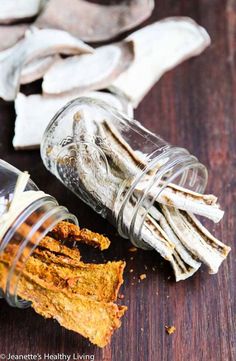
[0,160,77,308]
[41,97,208,249]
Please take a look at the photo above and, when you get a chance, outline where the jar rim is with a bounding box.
[114,147,208,249]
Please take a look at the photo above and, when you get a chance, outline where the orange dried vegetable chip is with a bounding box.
[24,251,125,302]
[18,275,127,347]
[50,221,110,250]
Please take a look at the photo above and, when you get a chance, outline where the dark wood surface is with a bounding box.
[0,1,235,360]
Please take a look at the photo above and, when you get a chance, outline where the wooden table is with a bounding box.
[0,1,235,360]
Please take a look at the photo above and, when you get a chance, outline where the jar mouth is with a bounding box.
[115,147,208,249]
[1,196,77,308]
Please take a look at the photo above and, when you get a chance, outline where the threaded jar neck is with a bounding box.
[0,196,77,308]
[114,146,208,249]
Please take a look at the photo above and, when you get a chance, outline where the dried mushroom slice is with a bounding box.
[35,0,154,42]
[111,17,211,107]
[20,55,59,84]
[0,24,28,52]
[42,41,135,95]
[0,27,93,101]
[13,92,133,150]
[0,0,45,24]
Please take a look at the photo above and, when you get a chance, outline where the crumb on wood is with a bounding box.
[139,273,146,281]
[118,294,124,299]
[165,325,176,335]
[129,247,138,252]
[129,269,134,273]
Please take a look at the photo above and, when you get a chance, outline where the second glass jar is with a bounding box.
[41,97,208,249]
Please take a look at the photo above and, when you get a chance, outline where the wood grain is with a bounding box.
[0,1,235,360]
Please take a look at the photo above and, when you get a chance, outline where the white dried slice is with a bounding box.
[136,180,224,223]
[157,186,224,223]
[187,212,231,259]
[0,0,45,24]
[104,119,148,168]
[73,111,122,212]
[42,41,134,95]
[97,120,145,178]
[20,55,60,84]
[160,217,202,271]
[0,24,28,51]
[13,92,132,149]
[143,214,198,281]
[142,215,174,259]
[149,205,201,268]
[123,201,188,285]
[171,250,200,281]
[35,0,154,42]
[161,205,231,274]
[0,27,93,101]
[111,17,211,107]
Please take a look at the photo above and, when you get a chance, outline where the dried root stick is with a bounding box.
[136,181,224,223]
[143,213,200,281]
[161,205,231,274]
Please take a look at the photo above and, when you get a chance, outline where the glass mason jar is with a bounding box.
[41,97,208,250]
[0,159,77,308]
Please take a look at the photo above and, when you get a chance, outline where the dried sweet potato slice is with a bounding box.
[17,275,127,347]
[25,251,125,302]
[39,236,81,261]
[50,221,111,250]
